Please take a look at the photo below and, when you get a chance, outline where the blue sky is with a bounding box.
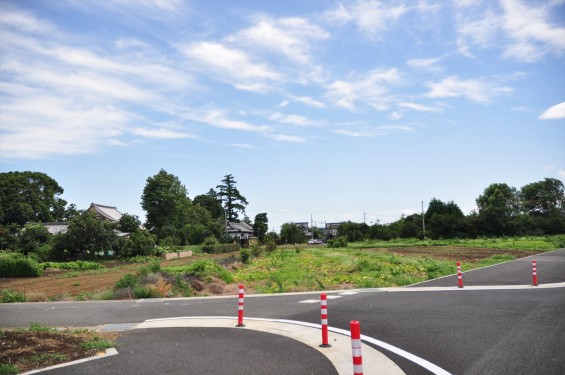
[1,0,564,232]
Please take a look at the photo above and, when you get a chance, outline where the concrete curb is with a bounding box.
[20,348,118,375]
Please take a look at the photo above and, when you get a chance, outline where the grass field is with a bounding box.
[1,236,562,301]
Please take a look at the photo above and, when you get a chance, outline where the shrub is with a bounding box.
[0,253,43,277]
[202,241,240,254]
[251,245,263,257]
[265,239,277,253]
[0,289,26,303]
[240,248,251,264]
[327,236,348,248]
[115,274,138,289]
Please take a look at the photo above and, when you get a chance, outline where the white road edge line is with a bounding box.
[143,316,452,375]
[21,348,118,375]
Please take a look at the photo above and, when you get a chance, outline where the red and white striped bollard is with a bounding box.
[457,262,463,288]
[532,260,538,286]
[236,284,245,327]
[320,293,331,348]
[350,320,363,375]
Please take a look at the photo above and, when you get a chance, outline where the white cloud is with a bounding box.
[538,102,565,120]
[326,68,401,110]
[131,127,194,139]
[333,124,414,137]
[390,111,403,120]
[398,102,441,112]
[559,170,565,177]
[226,15,329,64]
[407,56,443,71]
[425,76,512,104]
[455,0,565,62]
[270,113,319,127]
[294,96,327,108]
[325,0,408,40]
[180,42,280,92]
[266,134,306,143]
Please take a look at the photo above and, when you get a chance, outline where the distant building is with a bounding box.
[295,222,311,237]
[324,223,341,239]
[43,222,69,235]
[226,221,255,247]
[88,203,123,223]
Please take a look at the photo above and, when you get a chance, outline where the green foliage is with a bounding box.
[216,174,248,222]
[0,171,68,226]
[115,274,138,289]
[165,259,233,283]
[265,238,277,253]
[42,261,103,271]
[250,245,263,257]
[327,236,348,248]
[253,213,269,243]
[0,289,26,303]
[17,223,51,255]
[117,213,141,233]
[0,362,18,375]
[279,222,306,244]
[0,253,43,277]
[80,336,115,350]
[201,242,240,254]
[119,230,157,258]
[240,248,251,264]
[58,211,118,258]
[28,322,57,333]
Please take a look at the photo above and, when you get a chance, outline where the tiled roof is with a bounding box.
[43,222,69,235]
[89,203,123,222]
[226,221,254,233]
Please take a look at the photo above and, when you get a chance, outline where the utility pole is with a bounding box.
[421,201,426,239]
[364,211,366,224]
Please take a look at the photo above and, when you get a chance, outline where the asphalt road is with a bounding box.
[1,248,564,374]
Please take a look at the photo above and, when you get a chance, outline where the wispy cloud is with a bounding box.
[425,76,512,103]
[294,96,327,108]
[324,0,408,40]
[180,42,281,92]
[538,102,565,120]
[455,0,565,62]
[226,15,329,65]
[398,102,441,112]
[333,124,414,137]
[325,68,401,110]
[270,113,319,127]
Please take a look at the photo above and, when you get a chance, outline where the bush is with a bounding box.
[327,236,348,248]
[240,248,251,264]
[251,245,263,257]
[0,253,43,277]
[115,274,138,289]
[201,242,240,254]
[0,289,26,303]
[265,239,277,253]
[120,230,157,258]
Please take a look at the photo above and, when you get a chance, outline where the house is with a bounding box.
[88,203,123,223]
[226,221,255,247]
[295,222,311,237]
[324,223,341,239]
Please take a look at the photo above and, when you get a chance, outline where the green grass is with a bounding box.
[348,236,563,251]
[0,363,18,375]
[80,336,115,350]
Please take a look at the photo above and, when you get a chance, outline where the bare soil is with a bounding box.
[0,330,118,373]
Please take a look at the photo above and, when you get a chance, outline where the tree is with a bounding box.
[141,169,191,235]
[476,183,520,236]
[279,222,306,244]
[119,230,156,257]
[59,212,118,258]
[253,213,269,243]
[17,223,51,255]
[520,178,565,217]
[0,171,68,226]
[216,174,248,222]
[193,189,224,220]
[425,198,465,238]
[118,213,141,233]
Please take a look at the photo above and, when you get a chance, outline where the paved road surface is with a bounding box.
[1,248,564,374]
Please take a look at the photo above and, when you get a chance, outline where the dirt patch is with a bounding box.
[0,329,118,373]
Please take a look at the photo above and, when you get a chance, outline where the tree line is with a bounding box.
[334,179,565,242]
[0,170,269,259]
[1,170,563,258]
